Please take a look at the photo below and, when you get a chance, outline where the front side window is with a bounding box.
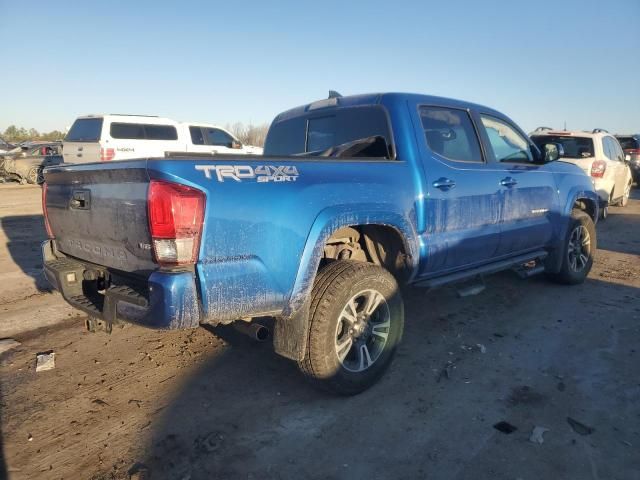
[480,115,533,163]
[421,106,482,162]
[205,128,234,147]
[531,135,594,159]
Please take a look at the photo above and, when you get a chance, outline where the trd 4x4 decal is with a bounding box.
[195,165,299,183]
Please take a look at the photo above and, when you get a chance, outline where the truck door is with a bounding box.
[415,105,503,276]
[476,114,557,255]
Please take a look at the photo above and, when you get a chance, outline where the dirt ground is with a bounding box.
[0,184,638,480]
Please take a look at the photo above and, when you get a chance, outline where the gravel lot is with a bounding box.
[0,184,638,479]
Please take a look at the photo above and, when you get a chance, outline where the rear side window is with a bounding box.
[264,106,393,158]
[65,118,104,142]
[420,106,482,162]
[110,123,178,140]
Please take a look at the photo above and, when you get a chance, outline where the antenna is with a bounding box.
[328,90,342,99]
[564,120,567,131]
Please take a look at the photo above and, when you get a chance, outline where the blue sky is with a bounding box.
[1,0,638,133]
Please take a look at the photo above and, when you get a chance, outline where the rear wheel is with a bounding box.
[27,166,43,185]
[548,210,596,285]
[298,260,404,395]
[618,182,631,207]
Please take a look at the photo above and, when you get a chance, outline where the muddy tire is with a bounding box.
[548,210,596,285]
[298,260,404,395]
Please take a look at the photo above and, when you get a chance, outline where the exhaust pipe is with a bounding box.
[233,321,270,342]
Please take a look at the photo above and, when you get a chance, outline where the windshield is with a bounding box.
[65,118,104,142]
[616,136,639,150]
[531,135,594,159]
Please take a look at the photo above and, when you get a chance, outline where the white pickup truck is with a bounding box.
[62,114,262,164]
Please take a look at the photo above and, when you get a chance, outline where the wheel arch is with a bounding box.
[284,206,419,318]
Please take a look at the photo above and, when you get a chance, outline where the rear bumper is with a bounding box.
[42,240,200,329]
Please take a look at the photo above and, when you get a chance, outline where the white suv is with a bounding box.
[63,114,262,164]
[531,128,633,215]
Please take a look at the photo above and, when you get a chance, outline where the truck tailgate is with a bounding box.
[44,160,156,274]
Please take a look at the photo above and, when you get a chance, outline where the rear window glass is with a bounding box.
[110,123,178,140]
[616,136,639,150]
[531,135,594,158]
[65,118,103,142]
[420,106,482,162]
[264,106,393,158]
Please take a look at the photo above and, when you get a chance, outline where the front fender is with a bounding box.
[564,187,600,221]
[284,203,419,317]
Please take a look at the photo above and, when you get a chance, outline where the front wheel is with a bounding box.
[548,210,596,285]
[298,260,404,395]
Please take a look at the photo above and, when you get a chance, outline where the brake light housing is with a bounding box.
[148,180,205,266]
[100,148,115,161]
[590,160,606,178]
[42,183,54,239]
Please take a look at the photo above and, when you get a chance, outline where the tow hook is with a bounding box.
[86,316,113,334]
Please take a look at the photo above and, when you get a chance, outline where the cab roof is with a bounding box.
[273,92,504,122]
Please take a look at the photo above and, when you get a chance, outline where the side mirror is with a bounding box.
[544,143,563,162]
[231,140,242,149]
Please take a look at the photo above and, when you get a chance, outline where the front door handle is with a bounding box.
[432,177,456,191]
[500,177,517,187]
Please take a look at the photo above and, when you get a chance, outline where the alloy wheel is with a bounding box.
[334,289,391,372]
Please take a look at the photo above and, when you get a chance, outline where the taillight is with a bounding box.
[100,148,115,161]
[147,180,205,266]
[590,160,606,178]
[624,148,640,154]
[42,183,54,239]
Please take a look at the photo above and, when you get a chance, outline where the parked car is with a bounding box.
[43,92,599,395]
[63,115,262,164]
[615,134,640,184]
[2,142,63,184]
[0,137,16,154]
[531,129,633,216]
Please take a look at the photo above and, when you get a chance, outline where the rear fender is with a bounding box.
[273,204,418,361]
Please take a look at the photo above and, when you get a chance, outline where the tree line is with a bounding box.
[2,122,271,147]
[2,125,65,143]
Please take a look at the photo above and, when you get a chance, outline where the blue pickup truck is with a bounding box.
[42,92,599,394]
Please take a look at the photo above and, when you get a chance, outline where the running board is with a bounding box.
[415,251,548,289]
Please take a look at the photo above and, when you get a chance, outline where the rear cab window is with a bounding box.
[420,106,482,162]
[65,118,104,142]
[264,105,394,159]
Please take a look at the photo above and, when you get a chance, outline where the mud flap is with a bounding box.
[272,300,310,362]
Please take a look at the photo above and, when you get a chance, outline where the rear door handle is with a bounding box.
[432,177,456,190]
[500,177,517,187]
